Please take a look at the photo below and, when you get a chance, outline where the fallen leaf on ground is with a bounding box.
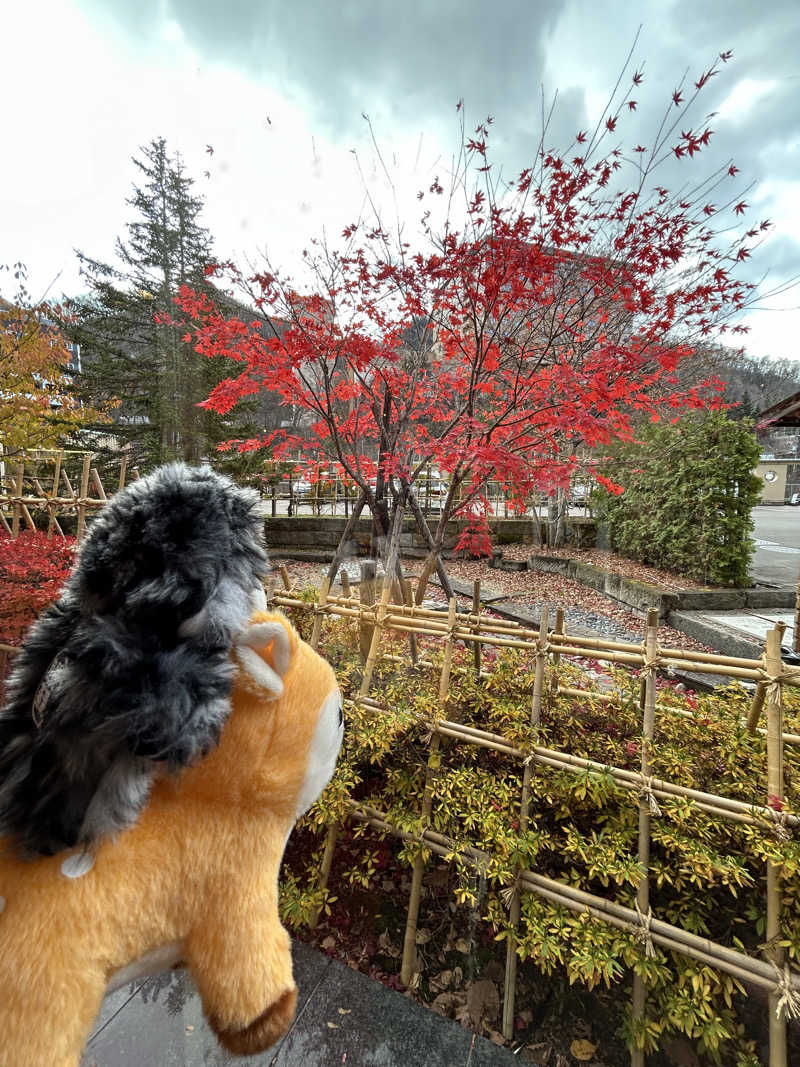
[569,1038,597,1061]
[467,978,500,1026]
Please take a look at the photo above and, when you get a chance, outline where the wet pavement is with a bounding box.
[81,942,518,1067]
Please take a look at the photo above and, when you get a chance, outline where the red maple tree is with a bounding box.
[174,49,775,599]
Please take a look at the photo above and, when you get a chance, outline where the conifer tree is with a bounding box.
[67,138,235,468]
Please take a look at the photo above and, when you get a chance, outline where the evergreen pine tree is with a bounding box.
[67,138,239,468]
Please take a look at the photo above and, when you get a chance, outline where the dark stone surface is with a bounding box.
[675,590,748,611]
[744,588,797,609]
[80,942,519,1066]
[666,611,763,660]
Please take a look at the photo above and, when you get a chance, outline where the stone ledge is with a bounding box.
[528,554,797,618]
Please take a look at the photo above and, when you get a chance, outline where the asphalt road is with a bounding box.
[751,505,800,586]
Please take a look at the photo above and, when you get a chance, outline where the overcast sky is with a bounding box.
[3,0,799,361]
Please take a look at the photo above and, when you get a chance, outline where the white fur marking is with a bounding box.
[106,941,185,994]
[236,646,284,696]
[295,688,344,819]
[61,850,95,878]
[250,585,268,613]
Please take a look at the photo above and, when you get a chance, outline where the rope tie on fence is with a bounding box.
[634,902,657,959]
[639,643,663,677]
[757,657,800,707]
[766,806,792,842]
[501,876,520,910]
[638,774,662,817]
[772,961,800,1021]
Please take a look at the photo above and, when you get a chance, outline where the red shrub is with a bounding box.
[0,532,74,647]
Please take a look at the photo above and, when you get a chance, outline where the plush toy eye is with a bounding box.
[338,702,344,727]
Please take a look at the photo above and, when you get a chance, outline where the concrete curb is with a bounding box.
[527,554,797,619]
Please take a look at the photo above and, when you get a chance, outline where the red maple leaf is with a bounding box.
[734,201,747,215]
[672,90,683,107]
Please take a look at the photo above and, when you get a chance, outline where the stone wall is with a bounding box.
[263,515,597,557]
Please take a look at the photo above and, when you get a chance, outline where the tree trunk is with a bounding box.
[549,488,567,548]
[325,491,368,584]
[406,488,455,603]
[530,497,543,548]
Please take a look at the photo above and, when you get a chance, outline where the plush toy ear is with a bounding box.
[234,619,291,697]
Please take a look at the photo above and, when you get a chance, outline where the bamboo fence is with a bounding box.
[270,578,800,1067]
[0,449,134,541]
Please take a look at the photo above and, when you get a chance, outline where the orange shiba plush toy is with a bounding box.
[0,606,343,1067]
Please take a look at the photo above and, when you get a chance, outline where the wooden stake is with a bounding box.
[310,576,330,651]
[359,560,377,664]
[309,824,339,930]
[76,454,92,541]
[118,452,128,492]
[47,450,63,538]
[90,467,107,500]
[279,564,292,591]
[11,463,23,538]
[402,578,419,665]
[503,607,549,1039]
[359,579,390,698]
[341,571,351,598]
[401,597,458,986]
[472,579,482,676]
[765,625,787,1067]
[631,607,659,1067]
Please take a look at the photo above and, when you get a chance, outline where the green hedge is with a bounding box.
[595,414,762,586]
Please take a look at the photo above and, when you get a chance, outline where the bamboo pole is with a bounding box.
[794,576,799,656]
[472,579,482,676]
[359,560,378,664]
[561,685,800,747]
[341,571,351,598]
[274,592,774,680]
[503,607,549,1039]
[11,463,23,537]
[765,625,787,1067]
[401,597,458,986]
[310,576,330,651]
[279,564,292,591]
[632,607,659,1067]
[309,823,339,931]
[118,452,128,492]
[402,578,419,666]
[76,453,92,541]
[46,450,63,538]
[348,803,800,996]
[90,468,107,501]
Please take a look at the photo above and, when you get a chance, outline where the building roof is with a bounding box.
[759,388,800,428]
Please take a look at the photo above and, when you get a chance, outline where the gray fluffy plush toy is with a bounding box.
[0,463,269,858]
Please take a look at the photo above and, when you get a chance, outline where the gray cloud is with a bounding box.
[77,0,800,316]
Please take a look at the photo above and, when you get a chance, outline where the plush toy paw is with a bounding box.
[211,986,298,1055]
